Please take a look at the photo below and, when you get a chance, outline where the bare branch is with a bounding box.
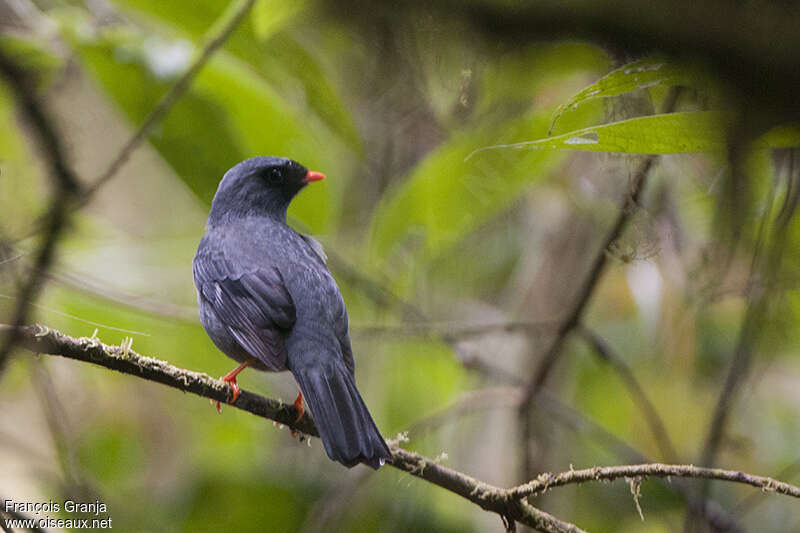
[5,324,314,433]
[390,447,588,533]
[405,385,745,531]
[7,323,580,532]
[509,463,800,501]
[735,459,800,515]
[8,323,799,532]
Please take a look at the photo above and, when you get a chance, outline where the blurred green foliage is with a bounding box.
[1,0,800,532]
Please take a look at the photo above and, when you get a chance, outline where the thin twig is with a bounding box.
[577,325,679,462]
[326,250,427,322]
[509,463,800,501]
[31,362,94,500]
[735,459,800,514]
[686,166,791,532]
[521,151,659,394]
[352,319,558,340]
[0,0,254,370]
[16,0,256,250]
[81,0,257,201]
[699,163,791,470]
[0,49,82,372]
[517,87,682,479]
[48,266,200,323]
[405,384,744,531]
[300,469,374,533]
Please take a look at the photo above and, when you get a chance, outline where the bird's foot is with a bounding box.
[293,391,305,422]
[213,357,256,413]
[290,391,304,436]
[213,376,240,414]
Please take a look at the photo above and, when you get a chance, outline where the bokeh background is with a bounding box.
[1,0,799,531]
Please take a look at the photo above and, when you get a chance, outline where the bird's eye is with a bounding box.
[265,168,283,185]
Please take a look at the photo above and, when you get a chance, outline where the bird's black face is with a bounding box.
[208,156,325,225]
[255,158,324,201]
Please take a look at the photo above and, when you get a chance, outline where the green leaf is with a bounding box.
[0,34,64,88]
[364,44,609,282]
[252,0,307,41]
[756,123,800,148]
[369,109,572,265]
[195,53,334,229]
[87,1,360,229]
[64,23,333,231]
[470,111,730,156]
[472,112,800,157]
[477,42,610,118]
[114,0,361,150]
[76,38,244,193]
[550,57,699,133]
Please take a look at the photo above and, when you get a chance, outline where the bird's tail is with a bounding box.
[290,361,392,469]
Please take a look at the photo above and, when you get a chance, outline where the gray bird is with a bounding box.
[193,156,392,469]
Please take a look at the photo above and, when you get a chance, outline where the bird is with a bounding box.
[192,156,392,469]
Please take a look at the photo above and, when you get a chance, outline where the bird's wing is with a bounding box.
[338,326,355,375]
[193,252,295,370]
[298,233,354,372]
[300,233,328,265]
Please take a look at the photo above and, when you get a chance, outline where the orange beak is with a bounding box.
[303,170,325,183]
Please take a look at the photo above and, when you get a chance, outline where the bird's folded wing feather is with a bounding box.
[299,233,355,374]
[193,253,295,370]
[300,233,328,265]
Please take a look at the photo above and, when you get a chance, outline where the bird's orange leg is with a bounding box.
[293,391,304,422]
[213,357,257,413]
[290,391,304,436]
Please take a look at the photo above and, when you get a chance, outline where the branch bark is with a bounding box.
[7,323,800,532]
[509,463,800,501]
[6,324,580,533]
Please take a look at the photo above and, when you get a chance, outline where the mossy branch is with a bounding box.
[6,324,800,532]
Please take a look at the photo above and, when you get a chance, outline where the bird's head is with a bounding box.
[208,156,325,225]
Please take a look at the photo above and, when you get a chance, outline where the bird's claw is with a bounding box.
[211,375,239,414]
[212,358,256,413]
[215,375,241,413]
